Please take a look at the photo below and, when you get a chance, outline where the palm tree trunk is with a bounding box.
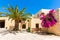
[13,20,19,31]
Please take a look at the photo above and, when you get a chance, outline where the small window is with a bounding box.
[36,24,39,28]
[27,20,29,22]
[19,20,21,22]
[22,24,26,29]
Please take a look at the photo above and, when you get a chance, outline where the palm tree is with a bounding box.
[4,5,32,31]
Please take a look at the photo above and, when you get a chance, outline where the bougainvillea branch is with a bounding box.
[40,10,57,28]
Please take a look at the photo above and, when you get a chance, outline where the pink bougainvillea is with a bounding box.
[40,10,57,28]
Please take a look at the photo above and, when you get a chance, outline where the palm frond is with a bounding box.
[3,5,32,21]
[15,5,18,13]
[19,8,26,15]
[7,5,15,13]
[21,13,32,20]
[21,13,32,17]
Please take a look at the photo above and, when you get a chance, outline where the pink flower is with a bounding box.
[40,10,57,28]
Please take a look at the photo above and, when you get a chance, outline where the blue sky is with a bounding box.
[0,0,59,14]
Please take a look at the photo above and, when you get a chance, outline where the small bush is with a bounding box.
[27,27,30,32]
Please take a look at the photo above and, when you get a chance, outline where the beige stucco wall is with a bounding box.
[0,17,15,30]
[55,8,60,23]
[19,21,29,31]
[52,8,60,35]
[30,18,42,28]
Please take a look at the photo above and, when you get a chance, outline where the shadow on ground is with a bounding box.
[36,31,56,36]
[0,30,20,36]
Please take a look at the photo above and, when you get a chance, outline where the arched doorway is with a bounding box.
[22,24,26,29]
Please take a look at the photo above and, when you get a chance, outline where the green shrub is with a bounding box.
[27,27,30,32]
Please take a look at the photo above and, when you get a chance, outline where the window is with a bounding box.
[22,24,26,29]
[0,20,5,28]
[19,20,21,22]
[27,20,29,22]
[36,23,39,28]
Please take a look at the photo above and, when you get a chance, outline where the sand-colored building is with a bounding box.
[29,9,51,32]
[0,8,60,35]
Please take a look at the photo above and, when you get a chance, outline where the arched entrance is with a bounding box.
[22,24,26,29]
[21,24,26,31]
